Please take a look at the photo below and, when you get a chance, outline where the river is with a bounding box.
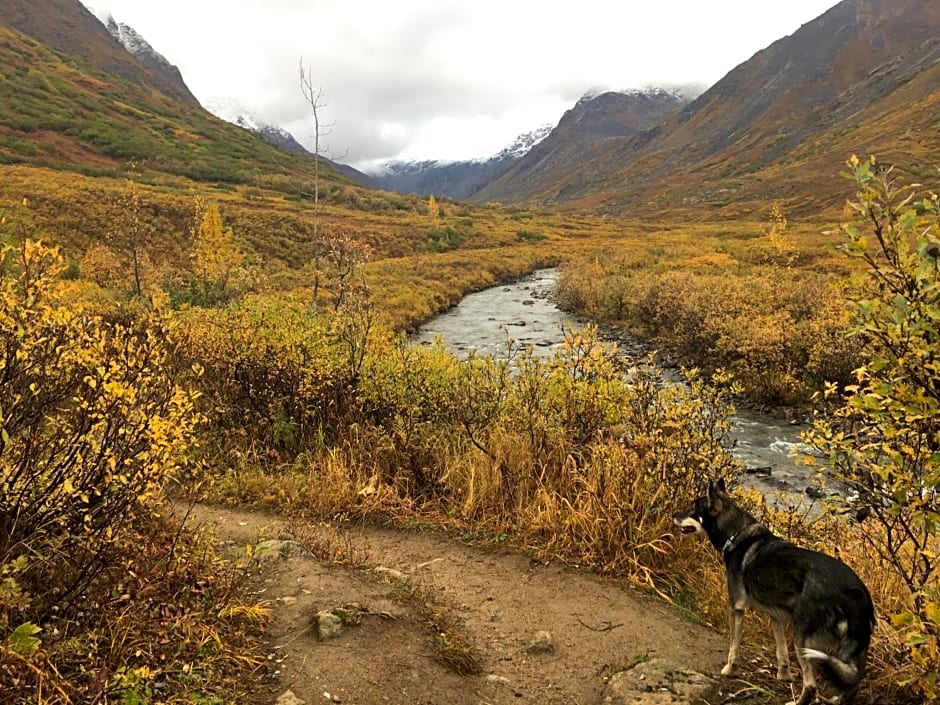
[411,268,823,505]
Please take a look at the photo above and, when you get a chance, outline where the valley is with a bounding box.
[0,1,938,704]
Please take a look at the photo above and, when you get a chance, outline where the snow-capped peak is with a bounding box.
[205,97,265,130]
[104,15,174,72]
[204,97,310,155]
[493,124,553,160]
[378,124,553,176]
[576,85,701,106]
[204,98,290,140]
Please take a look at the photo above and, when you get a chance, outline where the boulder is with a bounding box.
[255,539,312,561]
[601,658,715,705]
[526,630,555,655]
[275,691,306,705]
[314,610,344,640]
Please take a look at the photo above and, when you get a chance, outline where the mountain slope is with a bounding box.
[377,87,688,202]
[204,98,379,188]
[0,1,372,191]
[0,0,199,106]
[474,0,940,215]
[104,15,199,106]
[0,19,354,187]
[474,89,689,204]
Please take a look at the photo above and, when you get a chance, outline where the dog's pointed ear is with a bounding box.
[706,478,725,511]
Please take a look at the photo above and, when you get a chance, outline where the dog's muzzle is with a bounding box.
[673,514,703,535]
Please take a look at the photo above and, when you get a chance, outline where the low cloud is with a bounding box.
[93,0,837,169]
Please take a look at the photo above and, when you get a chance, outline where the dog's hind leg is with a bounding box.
[772,619,794,681]
[787,637,817,705]
[721,607,744,676]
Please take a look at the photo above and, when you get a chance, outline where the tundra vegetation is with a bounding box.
[0,157,937,703]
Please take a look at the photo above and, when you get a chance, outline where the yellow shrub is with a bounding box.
[174,294,368,457]
[0,239,199,639]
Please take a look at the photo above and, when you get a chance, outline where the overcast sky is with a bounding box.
[90,0,839,172]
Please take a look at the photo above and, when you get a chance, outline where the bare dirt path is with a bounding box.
[178,503,729,705]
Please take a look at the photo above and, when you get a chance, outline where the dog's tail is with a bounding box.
[802,648,863,689]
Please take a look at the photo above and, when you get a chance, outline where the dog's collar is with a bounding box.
[722,524,763,556]
[722,533,739,554]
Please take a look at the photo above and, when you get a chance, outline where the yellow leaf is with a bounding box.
[926,600,940,627]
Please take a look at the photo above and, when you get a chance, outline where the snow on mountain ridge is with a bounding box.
[105,16,174,72]
[95,10,199,105]
[378,124,554,176]
[205,98,279,137]
[204,97,257,127]
[494,124,553,160]
[204,97,313,155]
[377,158,444,177]
[576,86,695,107]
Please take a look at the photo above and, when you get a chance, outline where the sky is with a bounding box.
[89,0,840,172]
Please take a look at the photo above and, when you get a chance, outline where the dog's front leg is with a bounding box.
[721,607,744,676]
[772,619,794,681]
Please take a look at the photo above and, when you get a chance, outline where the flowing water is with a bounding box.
[412,269,824,505]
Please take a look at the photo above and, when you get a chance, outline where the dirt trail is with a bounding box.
[178,503,728,705]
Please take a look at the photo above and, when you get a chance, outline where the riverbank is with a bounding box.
[411,268,824,504]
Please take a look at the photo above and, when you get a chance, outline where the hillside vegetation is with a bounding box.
[0,26,336,184]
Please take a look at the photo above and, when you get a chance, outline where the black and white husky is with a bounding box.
[673,479,875,705]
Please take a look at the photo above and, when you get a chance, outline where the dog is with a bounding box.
[673,479,875,705]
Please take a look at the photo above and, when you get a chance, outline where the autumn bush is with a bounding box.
[354,335,464,496]
[555,244,861,405]
[173,294,374,460]
[448,335,741,583]
[807,158,940,701]
[0,239,198,608]
[170,196,255,307]
[200,322,741,587]
[0,240,265,703]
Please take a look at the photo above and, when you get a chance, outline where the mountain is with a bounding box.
[205,98,308,154]
[473,0,940,216]
[377,86,692,201]
[0,0,367,188]
[5,0,937,251]
[375,125,552,199]
[103,20,371,189]
[494,125,554,160]
[103,15,199,106]
[205,98,378,188]
[473,89,690,204]
[0,0,408,273]
[0,0,199,106]
[0,1,373,192]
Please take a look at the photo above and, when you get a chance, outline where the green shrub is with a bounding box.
[808,157,940,701]
[426,225,464,251]
[516,229,546,242]
[356,335,463,495]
